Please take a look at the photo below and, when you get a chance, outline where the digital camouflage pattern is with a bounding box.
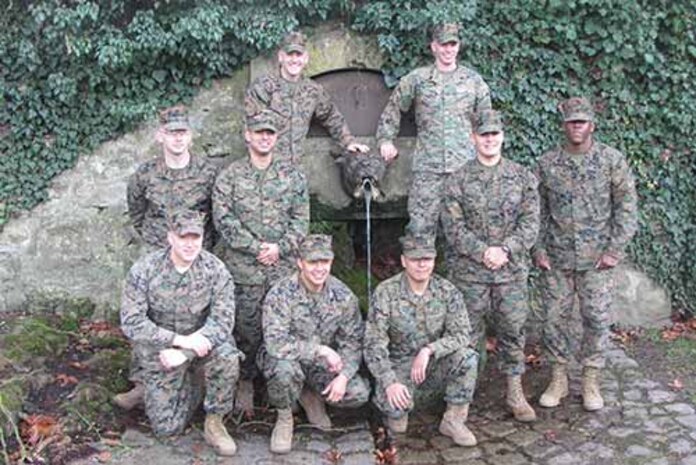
[245,73,355,163]
[441,157,539,376]
[213,158,309,286]
[298,233,334,261]
[213,157,308,379]
[364,272,478,416]
[431,23,460,44]
[559,96,594,122]
[535,140,637,369]
[120,249,240,436]
[457,281,529,375]
[441,158,540,284]
[541,268,613,369]
[533,142,638,270]
[127,155,219,250]
[259,273,369,409]
[376,65,491,174]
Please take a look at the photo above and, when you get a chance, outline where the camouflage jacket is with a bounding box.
[364,272,471,388]
[262,273,364,380]
[120,249,236,350]
[534,141,638,270]
[442,158,540,283]
[212,157,309,285]
[376,64,491,174]
[245,72,355,163]
[127,155,219,249]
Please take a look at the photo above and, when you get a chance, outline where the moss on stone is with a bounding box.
[4,317,70,362]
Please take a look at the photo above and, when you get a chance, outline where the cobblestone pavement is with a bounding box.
[74,343,696,464]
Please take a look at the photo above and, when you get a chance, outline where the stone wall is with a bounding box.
[0,23,672,328]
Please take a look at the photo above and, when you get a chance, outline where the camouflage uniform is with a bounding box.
[365,271,478,419]
[376,24,491,237]
[213,151,309,380]
[259,271,369,410]
[535,99,638,369]
[441,110,539,376]
[127,107,218,251]
[120,236,240,436]
[245,34,356,164]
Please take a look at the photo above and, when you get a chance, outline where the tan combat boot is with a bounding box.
[506,375,537,422]
[386,414,408,433]
[539,364,569,408]
[299,386,332,429]
[270,408,293,454]
[582,367,604,411]
[235,379,254,417]
[439,404,477,447]
[204,414,237,456]
[112,384,144,410]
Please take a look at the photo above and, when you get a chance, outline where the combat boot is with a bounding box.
[386,414,408,433]
[235,379,254,417]
[506,375,537,422]
[539,364,569,408]
[439,403,477,447]
[112,384,144,410]
[270,408,293,454]
[204,414,237,456]
[582,367,604,411]
[299,386,332,429]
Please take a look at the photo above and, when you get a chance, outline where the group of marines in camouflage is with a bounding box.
[114,23,638,457]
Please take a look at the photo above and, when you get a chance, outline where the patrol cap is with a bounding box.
[159,105,190,131]
[167,209,205,236]
[559,97,594,122]
[473,109,504,134]
[299,234,334,261]
[400,233,437,259]
[246,110,278,133]
[281,31,307,54]
[432,23,460,44]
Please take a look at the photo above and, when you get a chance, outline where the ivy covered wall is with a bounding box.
[1,0,694,313]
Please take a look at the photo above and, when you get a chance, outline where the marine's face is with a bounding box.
[430,40,460,68]
[157,128,192,157]
[297,258,333,291]
[563,120,595,146]
[278,50,308,80]
[168,231,203,265]
[245,128,278,156]
[401,255,435,285]
[472,130,504,159]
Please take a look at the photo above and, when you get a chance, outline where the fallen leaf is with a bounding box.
[21,415,60,446]
[323,449,343,464]
[544,430,557,441]
[55,373,79,386]
[101,438,121,447]
[96,450,112,462]
[486,337,498,353]
[68,361,88,370]
[668,378,684,391]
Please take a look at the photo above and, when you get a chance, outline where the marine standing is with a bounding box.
[441,110,539,422]
[534,97,638,411]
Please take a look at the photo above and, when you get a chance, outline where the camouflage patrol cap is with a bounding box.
[167,209,205,236]
[246,110,278,133]
[559,97,595,122]
[281,31,307,54]
[299,234,334,261]
[432,23,460,44]
[473,109,504,134]
[400,234,437,259]
[159,105,190,131]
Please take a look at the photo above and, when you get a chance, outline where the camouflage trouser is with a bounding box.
[135,341,241,437]
[234,283,266,381]
[406,171,450,240]
[540,268,614,369]
[372,347,478,419]
[456,279,530,376]
[258,350,370,410]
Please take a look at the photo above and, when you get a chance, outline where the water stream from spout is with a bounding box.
[362,178,373,307]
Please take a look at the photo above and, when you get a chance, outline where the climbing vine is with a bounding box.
[2,0,695,313]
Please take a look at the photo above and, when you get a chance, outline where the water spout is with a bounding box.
[362,178,373,308]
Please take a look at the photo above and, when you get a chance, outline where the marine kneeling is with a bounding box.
[365,234,479,446]
[120,209,241,456]
[258,234,370,454]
